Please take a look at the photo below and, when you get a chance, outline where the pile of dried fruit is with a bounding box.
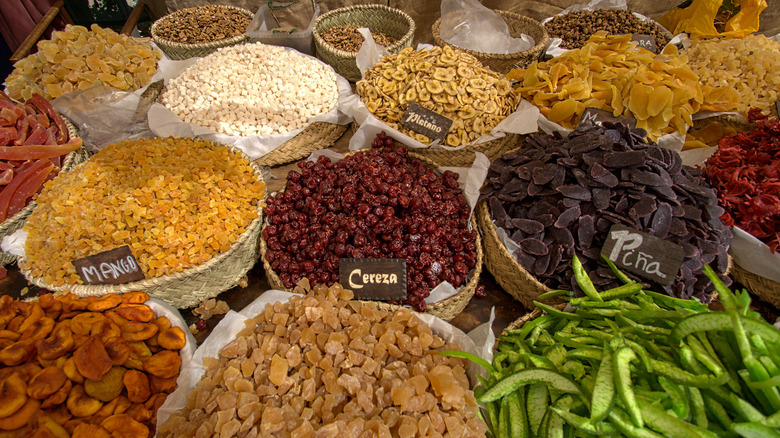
[157,283,487,437]
[263,132,477,311]
[706,109,780,251]
[357,46,517,147]
[20,137,265,286]
[480,122,732,301]
[321,24,399,52]
[153,5,251,44]
[0,93,82,222]
[507,32,735,141]
[0,291,185,436]
[684,34,780,116]
[5,24,161,101]
[544,9,670,51]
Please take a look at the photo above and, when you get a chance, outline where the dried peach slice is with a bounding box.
[73,335,113,381]
[0,374,27,419]
[41,379,72,409]
[90,319,121,344]
[152,316,171,333]
[0,339,12,349]
[104,337,130,366]
[21,316,54,342]
[123,370,150,403]
[37,323,75,361]
[101,414,149,438]
[84,367,125,402]
[86,295,123,312]
[124,342,152,371]
[0,330,20,341]
[115,304,155,323]
[5,315,23,332]
[63,358,84,384]
[0,397,39,430]
[14,363,42,382]
[120,292,150,304]
[157,326,186,351]
[0,340,36,366]
[143,392,167,413]
[124,403,152,423]
[103,311,130,328]
[66,385,103,417]
[35,415,70,438]
[17,304,44,333]
[120,322,158,342]
[70,313,106,336]
[142,350,181,379]
[28,366,67,400]
[148,374,177,394]
[71,423,111,438]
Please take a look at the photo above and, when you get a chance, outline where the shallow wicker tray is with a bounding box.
[259,149,483,321]
[313,4,415,82]
[18,144,265,309]
[412,133,524,168]
[0,118,89,266]
[432,10,549,74]
[254,122,348,168]
[151,5,253,60]
[731,262,780,308]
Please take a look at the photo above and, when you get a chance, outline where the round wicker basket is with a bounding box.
[731,263,780,308]
[259,149,483,321]
[0,118,89,266]
[432,10,549,73]
[18,144,265,309]
[313,4,415,82]
[411,133,524,168]
[254,122,348,168]
[151,5,253,60]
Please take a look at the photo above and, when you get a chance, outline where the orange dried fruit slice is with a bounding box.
[115,304,155,323]
[41,379,71,409]
[142,350,181,379]
[28,366,67,400]
[104,337,130,366]
[157,327,186,351]
[0,330,20,341]
[122,370,150,404]
[121,292,150,304]
[18,304,44,334]
[0,397,39,430]
[84,367,126,402]
[90,319,121,344]
[101,414,149,438]
[103,311,130,328]
[66,385,103,417]
[70,313,106,336]
[124,403,152,423]
[35,415,70,438]
[86,295,122,312]
[148,374,177,394]
[120,322,158,342]
[0,374,27,419]
[151,316,171,333]
[21,316,54,342]
[63,357,84,384]
[71,423,111,438]
[0,340,36,366]
[124,342,151,371]
[74,335,113,381]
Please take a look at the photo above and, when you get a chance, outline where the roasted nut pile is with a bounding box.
[357,46,517,147]
[321,25,399,52]
[480,122,732,301]
[263,133,477,312]
[20,137,265,286]
[0,291,184,437]
[508,32,735,141]
[153,5,251,44]
[158,283,487,438]
[5,24,161,101]
[684,34,780,116]
[161,43,339,136]
[544,9,670,51]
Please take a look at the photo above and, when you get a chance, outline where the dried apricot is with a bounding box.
[86,295,122,312]
[157,326,186,350]
[18,304,44,334]
[28,366,67,400]
[0,374,27,418]
[41,379,71,409]
[115,305,155,323]
[73,335,112,381]
[36,323,74,361]
[101,414,149,438]
[84,366,125,403]
[103,337,130,366]
[66,385,103,417]
[120,322,158,342]
[0,340,36,366]
[152,316,171,333]
[124,342,151,371]
[90,319,121,344]
[70,313,105,336]
[124,403,152,423]
[34,415,70,438]
[121,292,150,304]
[123,370,150,403]
[71,423,111,438]
[0,330,20,341]
[63,357,84,384]
[142,350,181,379]
[21,316,54,342]
[103,311,129,328]
[148,374,177,394]
[0,397,39,430]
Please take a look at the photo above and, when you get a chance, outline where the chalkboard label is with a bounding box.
[578,107,638,129]
[400,102,453,142]
[339,258,407,301]
[775,100,780,117]
[600,224,685,285]
[631,34,657,53]
[72,245,145,285]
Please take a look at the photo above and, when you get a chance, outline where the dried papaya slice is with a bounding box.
[0,374,27,419]
[27,366,67,400]
[157,326,186,351]
[142,350,181,379]
[0,397,39,430]
[115,304,154,323]
[86,294,122,312]
[73,335,112,381]
[120,322,158,343]
[66,385,103,418]
[100,414,149,438]
[122,370,150,403]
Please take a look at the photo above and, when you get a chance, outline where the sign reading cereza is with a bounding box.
[578,107,638,129]
[339,258,407,301]
[400,102,453,142]
[600,224,685,285]
[72,245,145,285]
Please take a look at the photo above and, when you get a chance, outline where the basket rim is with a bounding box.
[259,147,482,318]
[313,4,416,59]
[18,141,265,295]
[151,5,253,49]
[432,10,549,61]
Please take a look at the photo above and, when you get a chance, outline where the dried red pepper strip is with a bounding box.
[5,161,53,218]
[0,138,81,161]
[0,159,53,221]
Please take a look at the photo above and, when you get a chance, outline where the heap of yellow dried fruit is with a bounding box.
[507,31,737,141]
[5,24,161,101]
[0,292,185,437]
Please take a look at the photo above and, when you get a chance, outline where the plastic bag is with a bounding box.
[245,0,319,55]
[658,0,767,39]
[439,0,533,54]
[355,28,390,81]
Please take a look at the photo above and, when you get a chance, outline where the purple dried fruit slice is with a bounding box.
[603,150,647,168]
[555,205,581,228]
[577,216,595,248]
[589,162,619,187]
[510,218,545,234]
[520,238,549,256]
[556,185,592,201]
[532,163,559,185]
[628,196,657,219]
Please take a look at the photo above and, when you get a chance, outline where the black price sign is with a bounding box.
[578,107,638,129]
[631,34,657,53]
[72,245,145,285]
[775,100,780,117]
[339,258,407,301]
[600,224,685,285]
[400,102,453,142]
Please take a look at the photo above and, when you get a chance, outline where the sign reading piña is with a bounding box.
[600,224,684,285]
[339,258,407,301]
[72,245,145,285]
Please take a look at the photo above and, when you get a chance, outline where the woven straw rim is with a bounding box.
[313,4,416,58]
[151,5,253,50]
[259,147,483,321]
[731,262,780,308]
[255,122,348,168]
[19,141,265,295]
[432,10,549,62]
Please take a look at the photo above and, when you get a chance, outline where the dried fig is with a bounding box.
[101,414,149,438]
[104,337,130,366]
[71,423,111,438]
[120,322,158,342]
[122,370,150,403]
[74,335,112,381]
[36,323,75,361]
[148,374,177,394]
[0,397,39,430]
[0,374,27,419]
[121,292,150,304]
[0,340,36,366]
[86,295,123,312]
[63,357,84,384]
[157,327,186,351]
[84,366,125,402]
[28,366,67,400]
[66,385,103,417]
[41,379,71,409]
[142,350,181,379]
[115,304,155,323]
[70,313,106,336]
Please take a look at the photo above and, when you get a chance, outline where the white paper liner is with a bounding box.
[156,290,496,431]
[730,227,780,284]
[147,46,354,160]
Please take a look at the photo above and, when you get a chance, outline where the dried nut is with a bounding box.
[0,397,39,430]
[154,5,251,44]
[0,374,28,418]
[545,9,670,51]
[73,335,113,381]
[66,385,103,417]
[321,24,399,53]
[28,367,67,400]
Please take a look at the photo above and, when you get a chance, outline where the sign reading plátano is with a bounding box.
[72,245,145,285]
[339,258,407,301]
[600,224,685,285]
[578,107,638,129]
[400,102,453,142]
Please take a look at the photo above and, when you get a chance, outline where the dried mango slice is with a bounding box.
[547,99,579,124]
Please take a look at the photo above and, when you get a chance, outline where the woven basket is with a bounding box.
[0,118,89,266]
[731,263,780,308]
[254,122,348,168]
[313,4,415,82]
[412,133,524,168]
[259,149,483,321]
[151,5,252,60]
[18,145,265,309]
[432,11,549,74]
